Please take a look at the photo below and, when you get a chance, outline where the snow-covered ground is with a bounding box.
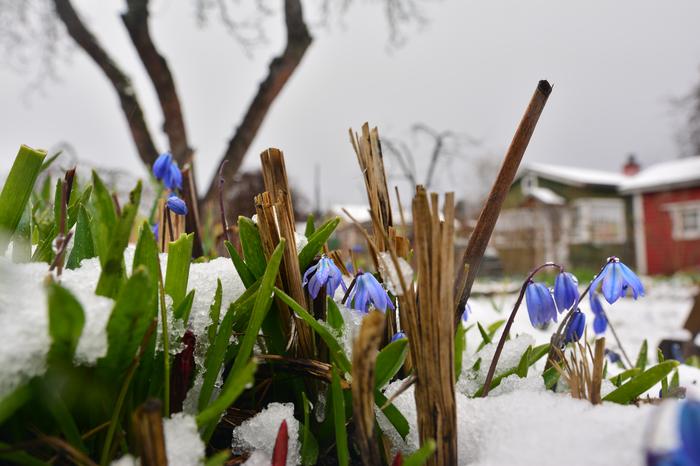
[1,250,698,465]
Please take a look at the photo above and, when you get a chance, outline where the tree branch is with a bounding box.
[204,0,312,203]
[122,0,191,164]
[52,0,158,166]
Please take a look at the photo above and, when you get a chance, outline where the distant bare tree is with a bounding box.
[685,69,700,157]
[0,0,439,209]
[382,123,479,189]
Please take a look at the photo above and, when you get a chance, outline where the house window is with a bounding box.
[522,173,537,195]
[666,201,700,240]
[570,198,627,245]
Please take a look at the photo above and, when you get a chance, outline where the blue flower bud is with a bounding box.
[605,349,621,364]
[303,256,346,299]
[166,194,188,215]
[461,302,472,326]
[564,310,586,343]
[153,152,172,180]
[391,331,407,342]
[590,293,607,335]
[554,272,579,312]
[164,160,183,191]
[151,222,159,239]
[525,282,557,327]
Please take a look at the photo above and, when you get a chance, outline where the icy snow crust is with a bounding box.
[2,246,698,465]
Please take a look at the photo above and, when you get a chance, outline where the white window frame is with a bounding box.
[521,173,538,195]
[570,198,627,245]
[664,201,700,241]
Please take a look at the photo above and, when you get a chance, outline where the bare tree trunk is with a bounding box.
[121,0,191,164]
[53,0,159,166]
[203,0,312,203]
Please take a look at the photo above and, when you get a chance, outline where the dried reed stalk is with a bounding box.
[132,399,167,466]
[453,80,552,327]
[349,123,393,254]
[403,187,457,466]
[552,337,606,405]
[258,149,316,359]
[181,165,204,258]
[351,310,386,466]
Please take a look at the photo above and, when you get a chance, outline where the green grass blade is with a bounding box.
[275,287,352,373]
[164,233,194,308]
[0,145,46,251]
[298,217,340,270]
[331,367,349,466]
[375,390,409,439]
[474,343,550,397]
[300,392,319,465]
[403,439,437,466]
[207,279,223,345]
[304,213,316,238]
[603,360,679,404]
[97,267,153,377]
[11,202,31,262]
[89,170,118,265]
[0,383,31,425]
[454,322,467,378]
[375,339,408,389]
[197,359,257,437]
[46,283,85,366]
[516,346,533,378]
[225,240,256,288]
[636,339,648,371]
[238,216,266,278]
[326,297,344,334]
[95,181,142,298]
[174,289,196,323]
[66,205,95,269]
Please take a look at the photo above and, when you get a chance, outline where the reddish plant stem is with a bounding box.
[218,160,230,244]
[481,262,561,397]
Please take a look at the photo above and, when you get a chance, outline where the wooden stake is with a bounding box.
[453,80,552,327]
[351,310,386,466]
[181,165,204,258]
[132,399,167,466]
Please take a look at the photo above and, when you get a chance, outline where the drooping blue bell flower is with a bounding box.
[164,160,182,191]
[166,194,188,215]
[590,293,608,335]
[461,302,472,326]
[391,331,407,342]
[591,257,645,305]
[303,256,347,299]
[647,400,700,466]
[525,282,557,327]
[349,272,395,313]
[605,349,621,364]
[153,152,183,191]
[153,152,172,180]
[151,222,159,239]
[564,310,586,343]
[554,271,579,312]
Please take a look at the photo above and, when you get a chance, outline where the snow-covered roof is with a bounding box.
[330,204,373,224]
[526,187,565,205]
[520,162,626,188]
[619,157,700,193]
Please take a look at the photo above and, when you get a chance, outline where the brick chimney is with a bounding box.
[622,154,640,176]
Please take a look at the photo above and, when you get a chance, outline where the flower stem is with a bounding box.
[601,309,633,369]
[481,262,561,397]
[218,160,229,243]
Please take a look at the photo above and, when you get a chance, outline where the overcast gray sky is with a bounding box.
[2,0,700,207]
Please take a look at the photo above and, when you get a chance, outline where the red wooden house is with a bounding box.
[620,157,700,275]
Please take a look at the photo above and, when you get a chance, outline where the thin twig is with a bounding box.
[218,160,230,243]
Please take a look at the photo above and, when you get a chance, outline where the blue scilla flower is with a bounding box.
[525,282,557,327]
[605,349,621,364]
[151,222,159,239]
[590,293,608,335]
[166,194,188,215]
[554,272,579,312]
[461,302,472,326]
[391,331,407,342]
[564,310,586,344]
[153,152,172,180]
[153,152,182,190]
[303,256,346,299]
[648,400,700,466]
[349,272,395,313]
[591,257,644,305]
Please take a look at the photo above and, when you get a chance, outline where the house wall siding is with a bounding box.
[643,186,700,275]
